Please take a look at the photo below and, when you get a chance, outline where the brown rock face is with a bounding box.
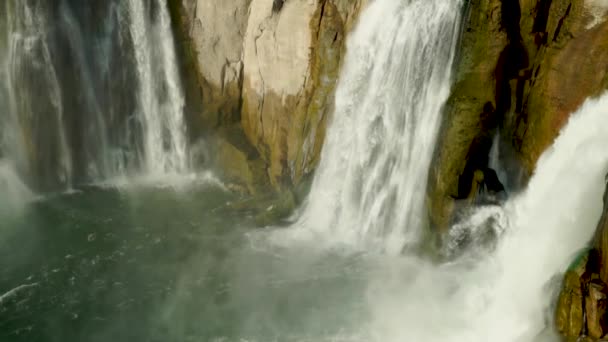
[507,0,608,173]
[240,0,366,189]
[428,0,511,231]
[428,0,608,231]
[556,177,608,341]
[169,0,366,192]
[586,281,607,339]
[595,176,608,285]
[556,268,585,338]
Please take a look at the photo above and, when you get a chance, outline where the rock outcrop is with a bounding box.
[169,0,366,191]
[428,0,608,231]
[556,176,608,341]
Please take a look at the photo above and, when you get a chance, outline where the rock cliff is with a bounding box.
[169,0,366,192]
[428,0,608,231]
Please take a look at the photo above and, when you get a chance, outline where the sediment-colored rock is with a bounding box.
[556,269,585,338]
[169,0,251,128]
[506,0,608,173]
[556,176,608,341]
[170,0,366,191]
[428,0,509,231]
[428,0,608,231]
[586,281,607,339]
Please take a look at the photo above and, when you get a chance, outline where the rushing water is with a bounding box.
[0,0,188,192]
[291,0,462,255]
[2,0,608,341]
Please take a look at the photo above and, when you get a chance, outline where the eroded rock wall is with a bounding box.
[428,0,608,231]
[170,0,366,191]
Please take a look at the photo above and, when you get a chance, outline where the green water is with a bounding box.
[0,184,370,342]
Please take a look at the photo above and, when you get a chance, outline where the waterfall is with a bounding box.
[363,92,608,342]
[290,0,463,254]
[0,160,34,215]
[0,1,74,190]
[126,0,188,175]
[0,0,189,192]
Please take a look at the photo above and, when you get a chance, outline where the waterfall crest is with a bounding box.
[0,0,189,192]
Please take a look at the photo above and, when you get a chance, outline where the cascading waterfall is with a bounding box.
[0,0,188,193]
[0,1,74,190]
[126,0,188,175]
[363,92,608,342]
[290,0,462,254]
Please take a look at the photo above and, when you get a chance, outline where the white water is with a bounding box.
[0,0,189,192]
[360,92,608,342]
[271,0,608,340]
[289,0,463,255]
[127,0,189,175]
[1,1,74,187]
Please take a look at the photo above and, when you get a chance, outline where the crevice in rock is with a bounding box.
[316,0,328,41]
[533,0,553,33]
[220,60,227,93]
[498,0,529,88]
[252,24,268,152]
[495,0,529,129]
[272,0,285,14]
[501,0,522,36]
[454,102,498,200]
[552,3,572,42]
[236,60,245,121]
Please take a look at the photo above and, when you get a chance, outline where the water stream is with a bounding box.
[289,0,462,255]
[0,0,189,192]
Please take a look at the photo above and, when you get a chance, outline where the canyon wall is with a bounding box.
[427,0,608,231]
[169,0,366,192]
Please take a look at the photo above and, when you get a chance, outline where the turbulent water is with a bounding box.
[1,0,608,341]
[348,93,608,342]
[0,0,188,192]
[291,0,462,255]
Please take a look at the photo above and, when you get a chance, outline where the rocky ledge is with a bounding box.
[556,175,608,341]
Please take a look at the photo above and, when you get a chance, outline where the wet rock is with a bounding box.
[556,177,608,341]
[211,128,268,194]
[585,280,607,339]
[555,269,585,338]
[427,0,508,231]
[428,0,608,232]
[596,175,608,284]
[506,1,608,174]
